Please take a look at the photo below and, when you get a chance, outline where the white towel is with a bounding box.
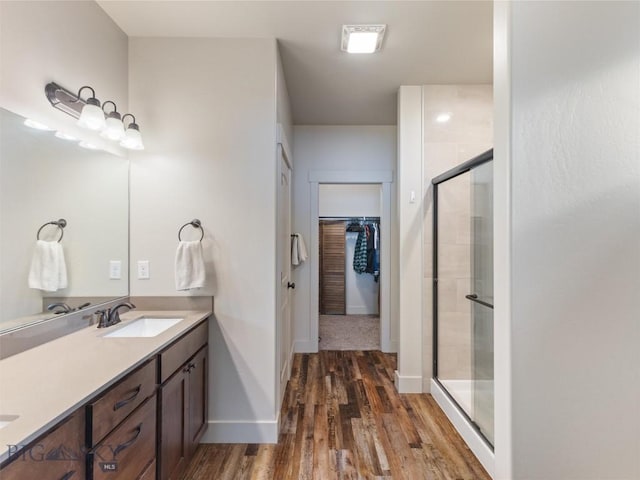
[175,241,206,291]
[28,240,68,292]
[291,233,308,266]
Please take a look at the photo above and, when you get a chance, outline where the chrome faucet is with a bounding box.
[95,302,136,328]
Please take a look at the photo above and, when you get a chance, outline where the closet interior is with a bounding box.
[317,183,382,350]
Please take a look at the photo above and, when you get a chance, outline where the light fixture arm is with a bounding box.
[122,113,137,127]
[76,85,97,103]
[102,100,118,114]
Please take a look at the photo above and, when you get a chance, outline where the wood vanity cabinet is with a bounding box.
[158,321,208,480]
[86,357,158,480]
[0,408,86,480]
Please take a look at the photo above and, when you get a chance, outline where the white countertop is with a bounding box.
[0,310,211,463]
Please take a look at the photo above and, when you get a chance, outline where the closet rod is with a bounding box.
[319,216,380,221]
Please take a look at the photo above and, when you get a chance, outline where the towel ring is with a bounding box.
[178,219,204,242]
[37,219,67,242]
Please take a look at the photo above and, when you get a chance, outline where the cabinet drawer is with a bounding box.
[87,358,157,445]
[91,395,156,480]
[0,409,85,480]
[159,320,208,383]
[138,458,156,480]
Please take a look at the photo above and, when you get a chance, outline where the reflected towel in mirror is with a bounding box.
[175,240,206,291]
[28,240,68,292]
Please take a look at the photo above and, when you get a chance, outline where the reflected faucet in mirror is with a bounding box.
[95,302,136,328]
[47,302,92,315]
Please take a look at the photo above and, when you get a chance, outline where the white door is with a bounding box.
[277,144,292,403]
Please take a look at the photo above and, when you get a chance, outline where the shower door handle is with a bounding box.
[465,294,494,309]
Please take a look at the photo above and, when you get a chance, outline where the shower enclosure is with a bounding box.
[432,149,494,447]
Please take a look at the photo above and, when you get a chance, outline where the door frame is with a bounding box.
[309,170,394,352]
[276,124,293,411]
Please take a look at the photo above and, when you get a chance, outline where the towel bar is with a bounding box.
[178,219,204,242]
[36,218,67,242]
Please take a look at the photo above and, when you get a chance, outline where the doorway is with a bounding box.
[308,170,393,353]
[318,211,381,350]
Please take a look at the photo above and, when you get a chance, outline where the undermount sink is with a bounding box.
[0,415,19,430]
[103,317,183,338]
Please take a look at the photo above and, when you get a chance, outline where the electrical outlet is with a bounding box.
[137,260,150,279]
[109,260,121,279]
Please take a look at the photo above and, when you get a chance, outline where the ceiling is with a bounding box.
[98,1,493,125]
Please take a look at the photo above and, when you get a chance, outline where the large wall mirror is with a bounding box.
[0,107,129,332]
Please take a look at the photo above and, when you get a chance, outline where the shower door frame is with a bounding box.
[432,148,494,449]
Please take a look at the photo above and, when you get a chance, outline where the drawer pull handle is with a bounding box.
[59,471,76,480]
[113,384,142,411]
[113,423,143,458]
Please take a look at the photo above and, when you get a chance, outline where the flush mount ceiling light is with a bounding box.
[341,24,386,54]
[45,82,144,150]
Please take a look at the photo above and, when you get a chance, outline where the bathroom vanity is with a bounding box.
[0,311,210,480]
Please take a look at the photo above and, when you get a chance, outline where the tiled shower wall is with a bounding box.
[423,85,493,389]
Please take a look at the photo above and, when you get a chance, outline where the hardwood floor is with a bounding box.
[181,351,490,480]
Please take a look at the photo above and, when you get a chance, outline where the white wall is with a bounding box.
[396,87,424,393]
[496,2,640,478]
[319,184,381,217]
[129,38,280,442]
[292,126,397,351]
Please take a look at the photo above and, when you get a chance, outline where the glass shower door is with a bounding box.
[433,150,494,448]
[470,161,494,445]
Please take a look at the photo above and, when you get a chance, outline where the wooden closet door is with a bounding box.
[319,221,346,314]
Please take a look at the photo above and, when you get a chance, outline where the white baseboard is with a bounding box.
[431,378,494,478]
[294,339,318,353]
[394,371,423,393]
[200,419,278,444]
[384,339,399,353]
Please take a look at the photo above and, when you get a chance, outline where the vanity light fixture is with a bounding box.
[120,114,144,150]
[341,25,386,54]
[76,86,106,131]
[101,101,125,141]
[45,82,144,150]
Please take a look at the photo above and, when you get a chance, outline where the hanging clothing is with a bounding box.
[353,229,368,273]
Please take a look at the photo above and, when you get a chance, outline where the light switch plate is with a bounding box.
[137,260,150,280]
[109,260,121,279]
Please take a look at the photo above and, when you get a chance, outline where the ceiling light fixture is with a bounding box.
[341,24,386,54]
[436,112,452,123]
[45,82,144,150]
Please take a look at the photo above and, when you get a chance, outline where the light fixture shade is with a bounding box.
[341,25,386,54]
[77,99,105,131]
[120,125,144,150]
[101,115,125,141]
